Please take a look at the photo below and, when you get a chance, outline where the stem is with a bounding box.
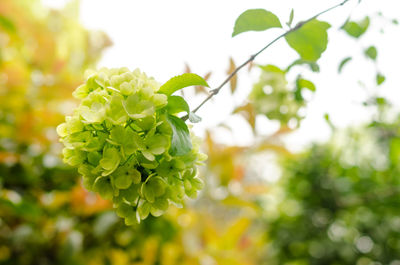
[184,0,351,119]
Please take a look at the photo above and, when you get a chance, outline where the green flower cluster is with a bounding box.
[250,65,313,127]
[57,67,206,225]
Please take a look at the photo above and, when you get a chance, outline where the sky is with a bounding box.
[43,0,400,151]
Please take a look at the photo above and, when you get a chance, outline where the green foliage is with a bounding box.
[285,19,331,61]
[338,57,352,73]
[249,64,314,126]
[342,17,370,38]
[0,15,16,32]
[364,46,377,60]
[286,59,320,73]
[57,67,206,224]
[266,121,400,264]
[166,114,192,156]
[159,73,209,96]
[287,9,294,27]
[376,73,386,85]
[232,9,282,37]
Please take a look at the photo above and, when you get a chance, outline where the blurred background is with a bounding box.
[1,0,400,264]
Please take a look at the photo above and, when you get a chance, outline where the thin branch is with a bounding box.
[184,0,351,120]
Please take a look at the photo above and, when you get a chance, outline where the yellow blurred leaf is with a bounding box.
[227,57,237,93]
[233,102,256,132]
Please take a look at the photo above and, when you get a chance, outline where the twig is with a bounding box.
[184,0,350,120]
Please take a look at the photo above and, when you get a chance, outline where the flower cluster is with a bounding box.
[250,65,308,127]
[57,67,206,225]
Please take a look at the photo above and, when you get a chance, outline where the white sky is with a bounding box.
[43,0,400,151]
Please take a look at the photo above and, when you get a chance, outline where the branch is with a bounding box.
[184,0,351,120]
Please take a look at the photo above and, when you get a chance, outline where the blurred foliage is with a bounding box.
[0,1,269,264]
[0,0,398,265]
[265,120,400,265]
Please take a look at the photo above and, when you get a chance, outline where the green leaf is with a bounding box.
[287,9,294,27]
[338,57,352,73]
[166,115,192,156]
[0,15,16,33]
[232,9,282,37]
[342,17,370,38]
[285,19,330,62]
[167,95,190,114]
[159,73,209,96]
[376,73,385,85]
[364,46,377,60]
[258,64,285,74]
[298,78,316,91]
[286,59,320,72]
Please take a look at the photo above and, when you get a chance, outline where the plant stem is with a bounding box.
[184,0,350,119]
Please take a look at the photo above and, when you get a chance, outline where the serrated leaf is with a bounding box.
[159,73,209,96]
[338,57,352,73]
[364,46,377,60]
[166,115,192,156]
[285,19,331,62]
[232,9,282,37]
[342,17,370,38]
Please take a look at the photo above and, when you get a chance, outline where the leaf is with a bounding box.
[294,77,316,102]
[194,72,211,94]
[342,17,370,38]
[287,9,294,27]
[376,73,385,85]
[338,57,352,73]
[286,59,320,72]
[233,103,256,132]
[285,19,331,62]
[364,46,377,60]
[166,95,190,115]
[166,115,192,156]
[227,57,237,93]
[195,72,212,94]
[298,78,316,91]
[159,73,209,96]
[0,15,16,33]
[232,9,282,37]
